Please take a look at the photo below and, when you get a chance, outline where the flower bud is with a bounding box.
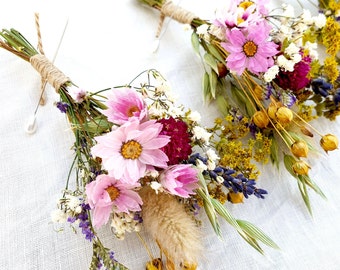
[227,191,244,204]
[320,134,338,153]
[291,140,309,158]
[253,110,269,128]
[292,160,310,175]
[276,107,293,124]
[217,62,228,77]
[254,85,264,100]
[267,101,282,120]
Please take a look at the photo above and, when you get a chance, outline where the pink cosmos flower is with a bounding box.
[159,164,199,198]
[91,120,170,184]
[85,174,142,228]
[103,87,148,125]
[214,0,268,30]
[221,21,278,75]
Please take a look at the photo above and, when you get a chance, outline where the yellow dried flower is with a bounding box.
[254,85,264,100]
[276,107,293,124]
[291,140,309,158]
[320,134,339,153]
[227,191,244,204]
[321,17,340,56]
[252,110,269,128]
[292,160,310,175]
[323,57,339,83]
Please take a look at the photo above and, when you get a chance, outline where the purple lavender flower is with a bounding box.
[56,101,69,113]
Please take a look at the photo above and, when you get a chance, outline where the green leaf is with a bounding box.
[270,136,280,170]
[209,71,218,99]
[191,32,200,55]
[297,176,313,216]
[206,43,225,63]
[202,72,212,103]
[216,95,230,116]
[236,220,280,250]
[197,174,221,237]
[82,116,112,134]
[203,53,218,74]
[283,154,296,177]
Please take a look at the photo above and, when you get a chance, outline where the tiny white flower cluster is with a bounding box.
[51,195,82,223]
[110,211,142,240]
[192,126,212,145]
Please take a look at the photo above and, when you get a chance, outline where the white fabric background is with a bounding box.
[1,0,340,269]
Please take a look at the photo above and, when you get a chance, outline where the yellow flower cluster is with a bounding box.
[321,17,340,57]
[323,57,339,83]
[217,139,260,180]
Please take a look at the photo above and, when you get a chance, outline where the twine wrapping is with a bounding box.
[35,13,47,104]
[156,0,196,38]
[30,54,69,92]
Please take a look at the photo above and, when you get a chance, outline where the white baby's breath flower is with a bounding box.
[74,205,82,214]
[169,106,185,117]
[285,43,300,56]
[290,53,302,64]
[196,24,209,35]
[150,181,163,194]
[263,65,279,82]
[295,22,308,33]
[156,81,171,94]
[304,41,318,59]
[301,9,313,24]
[196,159,208,171]
[277,55,295,71]
[207,160,216,170]
[66,195,80,211]
[146,169,159,178]
[192,126,212,144]
[313,13,326,28]
[206,148,219,162]
[187,110,201,122]
[148,106,163,117]
[51,209,67,223]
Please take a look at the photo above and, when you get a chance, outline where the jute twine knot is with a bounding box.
[30,54,69,92]
[156,0,196,38]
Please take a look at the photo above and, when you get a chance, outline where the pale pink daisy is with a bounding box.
[159,164,199,198]
[85,174,142,228]
[221,21,278,75]
[91,120,170,184]
[103,87,147,125]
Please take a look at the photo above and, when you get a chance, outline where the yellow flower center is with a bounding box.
[243,40,258,57]
[239,1,254,10]
[121,140,142,159]
[106,185,120,201]
[127,105,140,117]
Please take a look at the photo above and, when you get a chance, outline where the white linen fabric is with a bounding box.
[1,0,340,269]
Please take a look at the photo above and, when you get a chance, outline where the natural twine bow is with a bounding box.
[156,0,196,38]
[29,13,69,104]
